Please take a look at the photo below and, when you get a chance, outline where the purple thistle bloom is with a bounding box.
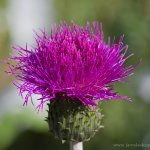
[7,21,134,110]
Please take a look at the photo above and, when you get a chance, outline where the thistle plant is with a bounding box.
[6,21,134,150]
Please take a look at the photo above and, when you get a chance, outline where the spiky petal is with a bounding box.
[7,21,134,109]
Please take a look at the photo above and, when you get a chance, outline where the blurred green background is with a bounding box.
[0,0,150,150]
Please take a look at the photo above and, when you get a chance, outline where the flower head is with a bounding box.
[7,21,134,110]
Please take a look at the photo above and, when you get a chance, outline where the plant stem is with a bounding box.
[70,141,83,150]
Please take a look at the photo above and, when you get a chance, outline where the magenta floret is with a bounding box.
[7,22,134,110]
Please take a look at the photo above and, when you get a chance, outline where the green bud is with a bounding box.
[47,99,103,142]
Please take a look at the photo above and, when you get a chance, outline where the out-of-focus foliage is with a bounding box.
[0,0,11,91]
[0,111,47,150]
[0,0,150,150]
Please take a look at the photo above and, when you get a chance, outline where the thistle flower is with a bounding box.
[7,21,134,110]
[7,21,135,142]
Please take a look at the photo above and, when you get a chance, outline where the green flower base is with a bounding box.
[46,97,103,142]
